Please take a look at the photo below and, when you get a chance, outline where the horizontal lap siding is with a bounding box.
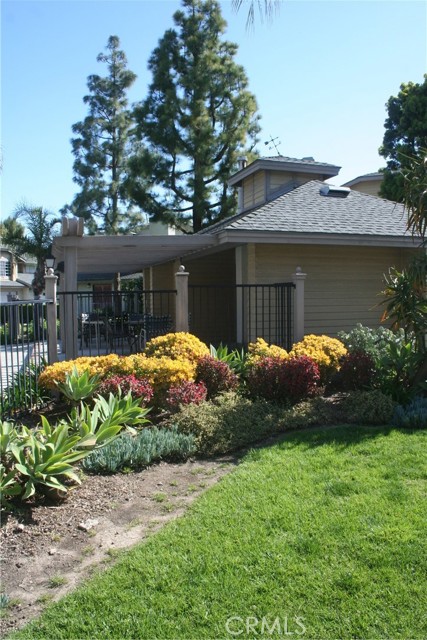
[255,244,418,337]
[243,171,265,210]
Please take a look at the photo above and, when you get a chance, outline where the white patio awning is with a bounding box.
[52,233,217,275]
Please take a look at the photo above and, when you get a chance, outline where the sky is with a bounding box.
[1,0,426,219]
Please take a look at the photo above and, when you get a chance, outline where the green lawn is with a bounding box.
[12,426,427,640]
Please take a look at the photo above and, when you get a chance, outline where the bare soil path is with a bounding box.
[1,455,237,635]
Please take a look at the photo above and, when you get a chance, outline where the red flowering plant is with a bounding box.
[281,356,321,404]
[165,381,208,413]
[195,355,239,399]
[98,375,154,406]
[246,355,320,404]
[334,350,376,391]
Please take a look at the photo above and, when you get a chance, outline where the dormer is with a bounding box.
[229,156,341,213]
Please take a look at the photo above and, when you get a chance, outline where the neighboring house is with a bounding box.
[342,172,383,197]
[0,249,37,302]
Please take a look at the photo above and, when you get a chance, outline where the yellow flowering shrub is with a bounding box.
[39,354,123,390]
[39,351,196,408]
[144,332,209,365]
[289,334,347,383]
[246,338,289,367]
[131,354,196,405]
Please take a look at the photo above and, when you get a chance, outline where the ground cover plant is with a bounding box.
[9,426,427,640]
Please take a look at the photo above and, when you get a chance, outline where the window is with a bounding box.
[0,257,11,277]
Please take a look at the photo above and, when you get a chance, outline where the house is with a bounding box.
[142,156,420,342]
[0,248,37,302]
[53,156,421,355]
[342,172,383,197]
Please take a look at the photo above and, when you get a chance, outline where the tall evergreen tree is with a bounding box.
[65,36,144,234]
[130,0,260,232]
[379,75,427,202]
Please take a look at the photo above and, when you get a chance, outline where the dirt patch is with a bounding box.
[0,455,237,635]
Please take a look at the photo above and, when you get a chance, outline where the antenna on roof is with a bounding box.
[264,135,281,156]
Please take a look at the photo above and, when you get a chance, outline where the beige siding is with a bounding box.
[186,249,236,345]
[186,249,235,285]
[267,170,329,200]
[268,170,294,192]
[350,180,382,197]
[255,244,419,337]
[146,261,177,319]
[242,171,265,209]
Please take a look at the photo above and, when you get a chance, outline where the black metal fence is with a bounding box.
[189,283,295,350]
[58,289,176,357]
[0,299,51,418]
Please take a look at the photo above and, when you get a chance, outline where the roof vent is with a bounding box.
[302,156,315,161]
[319,185,350,198]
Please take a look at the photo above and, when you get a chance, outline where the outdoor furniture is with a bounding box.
[81,313,106,348]
[105,318,129,353]
[127,314,145,353]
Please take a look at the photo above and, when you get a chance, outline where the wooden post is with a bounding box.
[175,265,189,333]
[44,269,58,364]
[63,245,78,360]
[293,266,306,344]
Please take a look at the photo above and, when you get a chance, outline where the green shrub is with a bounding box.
[169,392,289,455]
[338,324,403,361]
[82,426,196,474]
[339,390,396,426]
[283,396,342,429]
[392,397,427,429]
[338,324,421,402]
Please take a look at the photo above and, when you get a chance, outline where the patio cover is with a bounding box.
[52,218,217,287]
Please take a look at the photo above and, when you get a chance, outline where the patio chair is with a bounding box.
[105,318,129,353]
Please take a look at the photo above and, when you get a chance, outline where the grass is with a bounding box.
[47,576,67,589]
[10,426,427,639]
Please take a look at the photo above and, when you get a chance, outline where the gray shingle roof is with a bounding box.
[263,155,338,168]
[201,180,409,237]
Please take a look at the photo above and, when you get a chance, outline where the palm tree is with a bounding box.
[403,149,427,245]
[232,0,281,28]
[0,204,61,297]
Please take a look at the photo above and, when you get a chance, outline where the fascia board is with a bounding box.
[228,160,341,186]
[216,230,420,249]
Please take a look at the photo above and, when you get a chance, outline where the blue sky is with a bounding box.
[1,0,426,219]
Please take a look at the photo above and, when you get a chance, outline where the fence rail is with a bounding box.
[58,289,176,358]
[0,299,51,418]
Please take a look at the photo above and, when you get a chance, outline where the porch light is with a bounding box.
[45,257,55,270]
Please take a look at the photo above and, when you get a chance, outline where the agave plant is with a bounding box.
[67,389,151,450]
[11,418,88,500]
[55,366,101,403]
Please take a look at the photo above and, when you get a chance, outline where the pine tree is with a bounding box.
[65,36,144,234]
[130,0,260,232]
